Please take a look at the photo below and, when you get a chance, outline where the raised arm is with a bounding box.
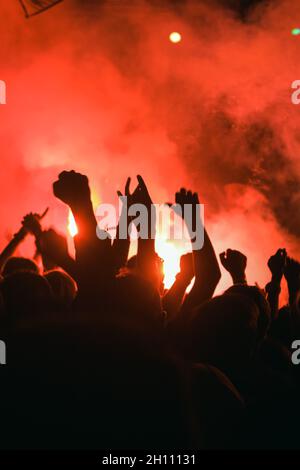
[53,171,114,302]
[120,175,159,290]
[162,252,194,321]
[53,171,98,242]
[219,249,247,285]
[111,177,134,272]
[135,176,158,288]
[0,208,48,272]
[0,227,27,272]
[265,248,286,320]
[174,188,221,315]
[53,171,112,264]
[284,256,300,308]
[284,256,300,334]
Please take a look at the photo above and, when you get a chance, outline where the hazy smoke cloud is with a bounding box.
[0,0,299,294]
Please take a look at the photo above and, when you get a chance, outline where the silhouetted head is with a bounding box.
[2,257,39,277]
[114,274,164,336]
[0,271,53,320]
[126,254,164,293]
[225,284,270,342]
[187,293,260,374]
[44,270,77,311]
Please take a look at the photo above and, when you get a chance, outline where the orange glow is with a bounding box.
[156,239,184,289]
[68,210,78,237]
[1,1,298,306]
[169,32,182,43]
[91,191,101,209]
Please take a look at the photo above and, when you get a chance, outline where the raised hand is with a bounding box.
[268,248,287,280]
[53,169,100,245]
[167,186,220,316]
[135,175,153,208]
[162,252,194,320]
[118,175,155,239]
[173,188,200,238]
[118,175,153,208]
[175,188,199,210]
[35,228,77,277]
[284,256,300,302]
[219,249,247,284]
[178,252,194,283]
[117,176,134,201]
[118,175,158,287]
[0,208,48,271]
[111,178,137,270]
[36,229,69,263]
[22,212,43,238]
[265,249,286,319]
[283,257,300,320]
[117,177,143,221]
[53,170,91,208]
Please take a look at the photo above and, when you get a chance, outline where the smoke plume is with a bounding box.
[0,0,299,294]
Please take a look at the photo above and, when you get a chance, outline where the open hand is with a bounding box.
[118,175,152,207]
[168,188,200,238]
[118,175,154,234]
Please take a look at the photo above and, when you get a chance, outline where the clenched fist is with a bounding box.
[220,249,247,284]
[53,170,91,208]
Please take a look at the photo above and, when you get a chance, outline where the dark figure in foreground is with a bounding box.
[0,170,299,449]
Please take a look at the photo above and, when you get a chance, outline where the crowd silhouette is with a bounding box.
[0,169,299,449]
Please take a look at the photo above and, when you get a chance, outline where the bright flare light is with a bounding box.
[169,32,182,44]
[68,210,78,237]
[292,28,300,36]
[156,239,182,289]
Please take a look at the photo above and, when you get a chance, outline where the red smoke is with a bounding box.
[0,0,299,299]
